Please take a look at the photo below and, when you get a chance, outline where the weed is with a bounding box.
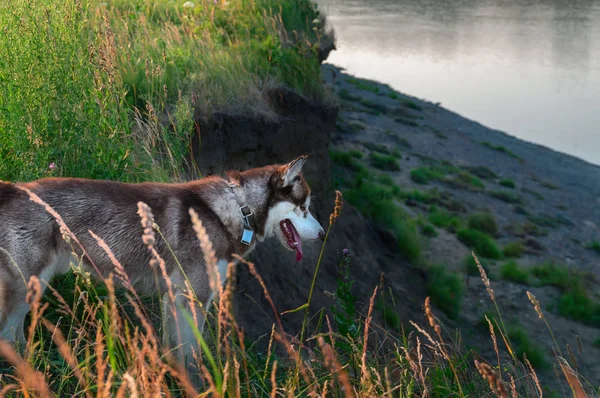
[503,241,525,258]
[500,261,529,284]
[467,212,498,237]
[508,327,547,369]
[411,167,445,184]
[395,117,419,127]
[360,98,390,114]
[401,99,422,111]
[369,152,400,171]
[347,77,380,94]
[586,241,600,254]
[448,171,485,190]
[421,223,438,237]
[523,188,545,201]
[348,149,364,159]
[464,166,498,181]
[464,255,489,276]
[427,265,464,319]
[347,121,366,133]
[457,229,502,259]
[499,178,516,189]
[481,142,521,160]
[338,88,360,102]
[428,207,462,230]
[489,190,522,204]
[330,150,367,172]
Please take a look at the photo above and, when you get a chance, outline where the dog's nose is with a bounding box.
[319,230,326,240]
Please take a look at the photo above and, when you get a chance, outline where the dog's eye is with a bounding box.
[300,205,307,212]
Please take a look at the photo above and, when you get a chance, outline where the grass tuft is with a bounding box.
[457,229,502,259]
[467,212,498,237]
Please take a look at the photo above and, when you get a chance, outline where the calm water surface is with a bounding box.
[316,0,600,165]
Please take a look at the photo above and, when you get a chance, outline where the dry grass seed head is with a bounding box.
[0,340,53,398]
[329,190,343,225]
[526,291,544,319]
[474,360,508,398]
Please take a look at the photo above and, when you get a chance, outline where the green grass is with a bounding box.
[457,229,502,259]
[489,190,522,204]
[369,152,400,171]
[523,188,545,201]
[338,88,361,102]
[507,327,547,370]
[359,98,390,114]
[500,261,529,284]
[347,77,380,94]
[0,0,325,182]
[463,166,497,181]
[427,265,464,319]
[401,99,422,111]
[499,178,516,189]
[348,149,364,159]
[467,212,498,237]
[428,206,462,230]
[593,338,600,349]
[421,223,438,237]
[464,255,489,276]
[481,141,521,160]
[449,171,485,190]
[347,121,366,132]
[503,241,525,258]
[411,167,445,184]
[330,150,367,172]
[345,177,421,263]
[586,241,600,254]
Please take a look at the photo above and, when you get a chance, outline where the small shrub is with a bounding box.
[467,212,498,237]
[401,99,422,111]
[481,142,521,160]
[514,205,529,215]
[555,286,600,327]
[330,150,366,172]
[503,241,525,258]
[427,265,464,319]
[508,327,547,369]
[360,98,389,114]
[387,91,399,100]
[411,167,445,184]
[593,338,600,349]
[464,166,498,180]
[449,171,485,190]
[348,149,363,159]
[421,223,438,237]
[489,190,522,204]
[363,142,390,154]
[404,189,439,205]
[500,261,529,285]
[338,88,360,101]
[464,255,489,277]
[457,229,502,259]
[395,117,419,127]
[530,262,574,291]
[523,188,545,201]
[586,241,600,254]
[348,77,380,93]
[347,121,366,133]
[428,207,461,230]
[499,178,515,189]
[370,152,400,171]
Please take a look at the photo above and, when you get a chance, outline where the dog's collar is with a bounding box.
[227,180,256,245]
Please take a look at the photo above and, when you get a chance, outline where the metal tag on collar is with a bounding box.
[239,205,254,245]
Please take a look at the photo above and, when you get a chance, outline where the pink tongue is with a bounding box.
[292,224,302,261]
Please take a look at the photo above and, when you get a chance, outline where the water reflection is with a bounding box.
[317,0,600,165]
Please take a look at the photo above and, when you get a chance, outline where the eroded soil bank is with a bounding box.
[325,63,600,388]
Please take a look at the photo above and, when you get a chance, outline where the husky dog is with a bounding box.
[0,155,324,359]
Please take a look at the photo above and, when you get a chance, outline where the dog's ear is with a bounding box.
[276,155,307,187]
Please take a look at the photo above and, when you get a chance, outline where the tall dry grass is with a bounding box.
[0,191,597,397]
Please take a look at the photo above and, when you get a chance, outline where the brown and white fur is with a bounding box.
[0,155,324,362]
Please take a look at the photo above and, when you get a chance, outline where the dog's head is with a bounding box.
[263,156,325,261]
